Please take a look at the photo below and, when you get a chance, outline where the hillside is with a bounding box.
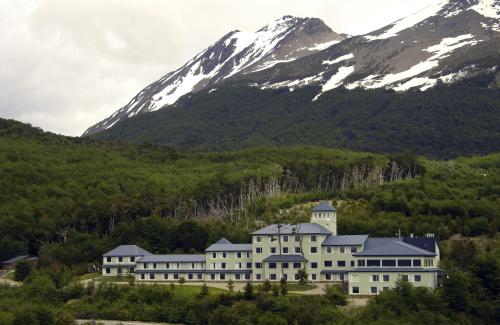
[91,75,500,158]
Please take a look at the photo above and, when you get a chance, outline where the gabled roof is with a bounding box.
[322,235,368,246]
[312,202,336,212]
[2,255,29,264]
[251,223,332,235]
[205,242,253,252]
[137,254,206,263]
[214,237,232,244]
[403,237,437,253]
[353,238,436,257]
[103,245,152,257]
[263,254,307,263]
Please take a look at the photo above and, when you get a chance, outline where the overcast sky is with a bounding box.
[0,0,435,136]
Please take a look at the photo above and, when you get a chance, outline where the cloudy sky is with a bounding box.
[0,0,435,136]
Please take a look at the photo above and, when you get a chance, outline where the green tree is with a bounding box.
[323,284,347,305]
[262,279,272,293]
[227,278,234,292]
[198,283,209,297]
[243,282,254,300]
[178,277,186,286]
[14,260,32,281]
[272,284,280,297]
[441,269,472,312]
[297,269,308,285]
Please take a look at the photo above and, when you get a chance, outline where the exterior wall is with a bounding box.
[353,256,438,269]
[102,256,138,276]
[348,271,439,295]
[311,211,337,235]
[134,261,206,282]
[206,250,252,281]
[320,245,362,281]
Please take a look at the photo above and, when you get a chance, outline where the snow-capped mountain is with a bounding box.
[83,16,345,135]
[85,0,499,136]
[241,0,499,98]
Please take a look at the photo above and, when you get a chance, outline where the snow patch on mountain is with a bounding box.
[322,53,354,65]
[470,0,500,18]
[365,0,448,40]
[312,66,355,100]
[260,73,324,91]
[309,40,341,51]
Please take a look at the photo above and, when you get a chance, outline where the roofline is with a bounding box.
[352,253,437,257]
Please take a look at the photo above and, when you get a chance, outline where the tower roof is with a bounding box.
[312,201,336,212]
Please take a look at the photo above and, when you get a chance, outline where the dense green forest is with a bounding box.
[0,118,499,324]
[92,74,500,158]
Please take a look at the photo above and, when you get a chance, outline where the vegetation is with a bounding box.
[93,74,500,158]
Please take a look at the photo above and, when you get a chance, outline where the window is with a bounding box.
[106,257,111,262]
[294,274,300,280]
[256,236,262,243]
[324,261,333,267]
[191,263,195,269]
[293,262,301,269]
[351,261,355,267]
[246,262,252,269]
[212,253,216,258]
[370,275,380,282]
[282,274,287,280]
[283,262,289,269]
[310,247,317,253]
[256,263,262,269]
[340,274,346,281]
[256,247,263,254]
[118,257,123,262]
[352,286,360,294]
[326,274,332,280]
[339,247,345,253]
[367,260,381,267]
[370,287,378,294]
[245,274,251,280]
[211,263,216,269]
[221,263,226,269]
[270,274,277,280]
[413,259,421,267]
[337,261,346,267]
[211,274,216,280]
[163,274,169,280]
[271,247,277,254]
[295,247,301,254]
[382,260,396,267]
[222,252,227,259]
[131,256,135,262]
[283,235,289,242]
[197,274,203,280]
[220,274,225,280]
[141,274,145,280]
[269,263,277,269]
[350,275,359,282]
[130,268,134,273]
[144,263,149,269]
[311,235,317,242]
[188,274,193,280]
[295,236,301,242]
[358,260,366,267]
[153,263,157,269]
[283,247,289,254]
[235,274,241,280]
[326,247,332,253]
[237,252,242,258]
[311,262,318,269]
[424,259,434,267]
[256,274,262,280]
[351,246,358,253]
[311,274,316,280]
[116,267,121,274]
[414,275,421,282]
[166,263,170,269]
[401,274,409,282]
[105,268,111,274]
[383,274,390,282]
[246,252,250,258]
[149,274,155,280]
[398,259,412,267]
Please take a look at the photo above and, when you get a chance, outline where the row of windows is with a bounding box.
[105,256,136,263]
[105,267,133,274]
[140,273,204,280]
[210,262,252,269]
[254,246,358,254]
[142,262,205,269]
[254,273,319,281]
[210,252,251,259]
[267,262,303,269]
[255,235,320,243]
[357,259,433,267]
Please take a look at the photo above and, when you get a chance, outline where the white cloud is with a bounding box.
[0,0,435,136]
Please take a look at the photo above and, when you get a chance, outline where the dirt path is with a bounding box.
[0,271,21,287]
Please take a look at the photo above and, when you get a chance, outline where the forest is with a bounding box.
[0,118,499,324]
[92,74,500,158]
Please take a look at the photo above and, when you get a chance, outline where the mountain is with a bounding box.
[83,16,345,135]
[86,0,500,158]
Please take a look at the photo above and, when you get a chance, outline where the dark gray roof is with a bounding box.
[403,237,437,253]
[2,255,29,264]
[350,268,441,273]
[312,202,336,212]
[354,238,436,257]
[263,254,307,262]
[251,223,332,235]
[137,254,206,263]
[322,235,368,246]
[214,237,232,244]
[205,243,252,252]
[103,245,152,257]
